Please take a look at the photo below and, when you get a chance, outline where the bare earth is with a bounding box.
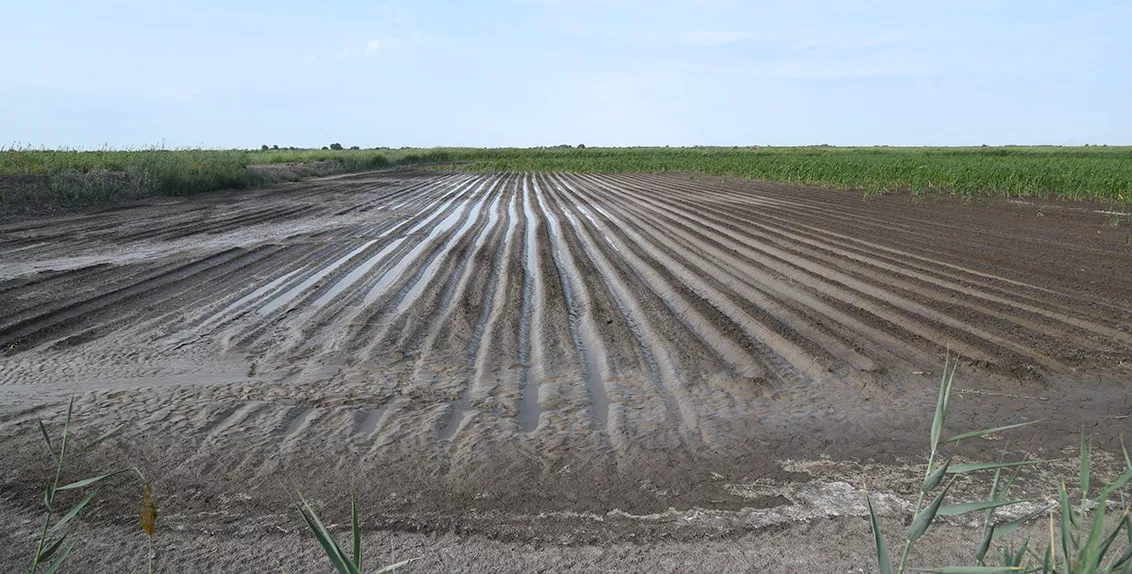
[1,170,1130,572]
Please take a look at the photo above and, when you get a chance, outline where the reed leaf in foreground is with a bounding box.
[946,461,1045,474]
[1080,428,1091,510]
[992,507,1053,541]
[924,456,953,494]
[909,567,1029,573]
[976,525,996,563]
[911,479,956,541]
[352,489,362,574]
[936,499,1036,518]
[943,421,1042,444]
[49,489,100,533]
[867,491,894,574]
[1122,436,1131,473]
[79,423,126,453]
[295,491,415,574]
[40,544,74,574]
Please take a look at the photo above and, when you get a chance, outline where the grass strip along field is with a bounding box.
[452,146,1132,202]
[2,146,1131,216]
[0,148,456,216]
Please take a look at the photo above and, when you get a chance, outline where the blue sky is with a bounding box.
[2,0,1129,148]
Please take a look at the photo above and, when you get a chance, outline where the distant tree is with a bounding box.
[272,145,279,150]
[349,145,360,150]
[321,146,330,150]
[577,144,585,149]
[329,143,344,151]
[261,144,269,151]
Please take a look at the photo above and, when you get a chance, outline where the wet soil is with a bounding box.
[1,169,1130,571]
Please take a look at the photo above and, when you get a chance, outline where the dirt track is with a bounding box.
[2,170,1131,570]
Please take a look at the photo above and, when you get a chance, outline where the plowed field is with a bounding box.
[2,170,1130,570]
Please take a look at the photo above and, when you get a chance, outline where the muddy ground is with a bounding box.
[1,170,1130,571]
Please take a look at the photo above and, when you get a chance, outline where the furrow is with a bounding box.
[625,174,1132,344]
[581,173,1063,374]
[564,174,835,383]
[596,176,883,373]
[447,183,524,440]
[543,172,702,447]
[643,173,1132,315]
[516,175,548,432]
[42,245,289,352]
[0,249,250,354]
[540,177,765,383]
[258,176,492,359]
[531,174,612,431]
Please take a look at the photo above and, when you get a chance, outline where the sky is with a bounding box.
[2,0,1130,149]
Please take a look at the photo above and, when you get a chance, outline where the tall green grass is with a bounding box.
[0,147,454,182]
[0,147,455,215]
[449,146,1132,203]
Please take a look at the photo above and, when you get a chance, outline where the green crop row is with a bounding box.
[448,146,1132,203]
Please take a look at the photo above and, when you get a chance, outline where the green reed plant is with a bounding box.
[866,356,1132,573]
[28,396,126,573]
[295,489,416,574]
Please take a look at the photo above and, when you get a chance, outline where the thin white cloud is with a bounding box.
[365,39,381,54]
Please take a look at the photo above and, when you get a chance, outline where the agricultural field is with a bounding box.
[3,147,1132,219]
[1,168,1131,571]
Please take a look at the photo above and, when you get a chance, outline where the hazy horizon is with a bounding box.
[4,0,1130,149]
[7,144,1131,153]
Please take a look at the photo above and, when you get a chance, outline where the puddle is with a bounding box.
[532,177,609,428]
[355,407,386,437]
[364,184,494,307]
[576,206,619,251]
[312,238,406,308]
[393,198,489,315]
[194,267,303,330]
[258,240,378,315]
[517,176,542,433]
[440,407,468,441]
